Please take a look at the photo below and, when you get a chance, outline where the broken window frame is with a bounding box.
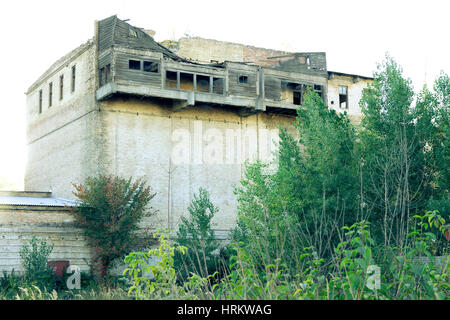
[129,28,138,38]
[143,60,159,73]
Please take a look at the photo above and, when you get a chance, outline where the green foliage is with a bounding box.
[121,213,448,300]
[174,188,221,280]
[19,236,55,290]
[233,88,358,278]
[0,270,24,299]
[123,229,187,300]
[359,56,449,246]
[70,175,156,279]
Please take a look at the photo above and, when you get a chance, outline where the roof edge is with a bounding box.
[328,70,373,80]
[26,38,94,94]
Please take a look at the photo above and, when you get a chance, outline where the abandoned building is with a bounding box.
[1,15,373,273]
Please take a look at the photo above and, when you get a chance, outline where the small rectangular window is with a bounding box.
[48,82,53,107]
[99,67,105,86]
[59,75,64,100]
[71,65,76,92]
[238,75,249,84]
[129,60,141,70]
[105,64,110,83]
[39,90,42,113]
[143,61,158,73]
[339,86,348,109]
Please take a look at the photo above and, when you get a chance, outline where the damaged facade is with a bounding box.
[24,16,373,238]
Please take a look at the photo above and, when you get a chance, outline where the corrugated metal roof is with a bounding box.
[0,195,76,207]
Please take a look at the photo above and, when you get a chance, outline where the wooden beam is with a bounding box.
[172,91,195,112]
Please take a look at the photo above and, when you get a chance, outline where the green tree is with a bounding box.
[359,55,449,247]
[416,72,449,216]
[174,188,220,280]
[233,88,358,276]
[70,175,156,279]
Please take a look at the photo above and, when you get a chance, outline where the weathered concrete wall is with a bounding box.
[25,43,105,199]
[0,207,92,274]
[98,97,298,232]
[327,74,371,123]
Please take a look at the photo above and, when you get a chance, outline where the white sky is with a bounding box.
[0,0,448,189]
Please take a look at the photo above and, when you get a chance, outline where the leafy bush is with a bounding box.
[0,270,24,299]
[19,236,55,290]
[70,175,156,279]
[174,188,222,280]
[124,229,187,300]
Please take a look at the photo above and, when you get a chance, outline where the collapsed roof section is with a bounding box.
[98,15,181,61]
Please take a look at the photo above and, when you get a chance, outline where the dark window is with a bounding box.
[99,67,105,86]
[314,84,323,98]
[143,61,158,73]
[71,65,76,92]
[48,82,53,107]
[339,86,348,109]
[99,64,111,87]
[293,91,302,105]
[180,72,194,91]
[129,60,141,70]
[39,90,42,113]
[165,70,178,89]
[196,75,210,93]
[105,64,110,83]
[59,75,64,100]
[238,75,249,84]
[213,77,224,95]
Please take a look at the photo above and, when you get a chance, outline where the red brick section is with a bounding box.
[243,46,290,67]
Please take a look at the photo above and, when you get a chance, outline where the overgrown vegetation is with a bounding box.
[123,212,448,300]
[1,56,448,300]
